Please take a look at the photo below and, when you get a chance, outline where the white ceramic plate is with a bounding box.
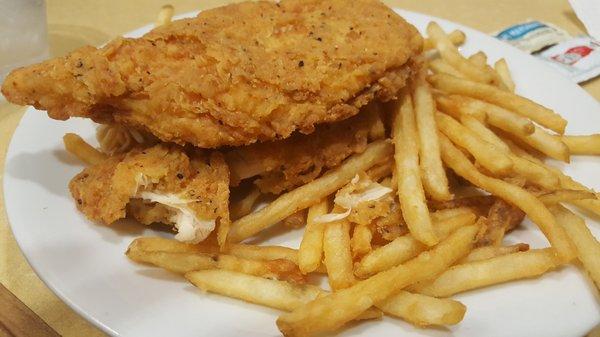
[4,9,600,337]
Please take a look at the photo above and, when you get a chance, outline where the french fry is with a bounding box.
[436,111,513,175]
[413,75,452,201]
[508,144,600,217]
[427,22,494,83]
[230,187,261,220]
[324,219,355,290]
[460,243,529,263]
[494,58,515,92]
[63,133,108,165]
[155,4,174,26]
[365,161,393,182]
[538,189,597,205]
[411,248,562,297]
[376,290,466,326]
[393,94,438,246]
[468,52,487,68]
[562,135,600,155]
[429,73,567,134]
[460,115,559,189]
[424,29,466,50]
[186,270,381,320]
[434,95,486,122]
[551,205,600,289]
[509,125,570,162]
[351,223,373,259]
[128,236,218,254]
[439,134,576,262]
[186,270,321,312]
[228,140,393,242]
[298,199,328,274]
[276,225,479,337]
[228,244,298,263]
[354,211,476,278]
[126,247,305,283]
[429,59,466,79]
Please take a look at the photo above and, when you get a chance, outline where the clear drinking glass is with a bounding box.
[0,0,49,85]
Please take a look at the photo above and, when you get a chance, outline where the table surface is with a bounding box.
[1,1,599,336]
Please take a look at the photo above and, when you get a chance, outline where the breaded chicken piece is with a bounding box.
[225,104,385,194]
[69,144,230,243]
[2,0,422,148]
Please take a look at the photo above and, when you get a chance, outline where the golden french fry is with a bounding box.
[155,4,174,26]
[562,135,600,155]
[538,189,597,205]
[411,248,562,297]
[128,236,218,254]
[354,211,476,278]
[428,59,466,79]
[376,290,466,326]
[186,270,321,312]
[127,249,216,273]
[551,205,600,289]
[424,29,466,50]
[434,95,486,122]
[439,134,576,262]
[508,145,600,217]
[365,160,393,182]
[511,125,570,162]
[127,243,305,283]
[460,115,559,189]
[436,112,513,175]
[351,223,373,259]
[228,244,297,262]
[413,76,452,201]
[186,270,381,320]
[228,140,393,242]
[230,187,261,220]
[460,243,529,263]
[468,52,487,68]
[494,58,515,92]
[430,207,481,221]
[429,73,567,134]
[276,225,479,337]
[456,96,535,136]
[298,199,328,274]
[427,22,493,83]
[393,94,438,246]
[63,133,108,165]
[324,219,355,290]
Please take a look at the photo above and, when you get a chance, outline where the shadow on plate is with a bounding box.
[5,149,81,197]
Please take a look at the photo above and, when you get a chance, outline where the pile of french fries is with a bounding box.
[64,19,600,336]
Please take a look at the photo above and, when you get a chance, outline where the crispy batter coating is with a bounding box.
[2,0,421,148]
[225,108,383,194]
[69,144,230,241]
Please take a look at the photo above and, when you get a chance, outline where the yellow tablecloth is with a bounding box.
[0,1,598,336]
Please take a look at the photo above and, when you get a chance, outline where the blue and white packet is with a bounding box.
[494,21,600,83]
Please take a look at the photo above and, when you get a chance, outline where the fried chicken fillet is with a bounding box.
[69,144,230,244]
[225,103,386,194]
[2,0,422,148]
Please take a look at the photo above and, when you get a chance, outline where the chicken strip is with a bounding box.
[2,0,422,148]
[225,104,385,194]
[69,144,230,243]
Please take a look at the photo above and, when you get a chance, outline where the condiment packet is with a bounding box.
[536,36,600,83]
[494,21,571,53]
[494,21,600,83]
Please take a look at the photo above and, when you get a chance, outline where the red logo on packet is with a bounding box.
[551,45,594,65]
